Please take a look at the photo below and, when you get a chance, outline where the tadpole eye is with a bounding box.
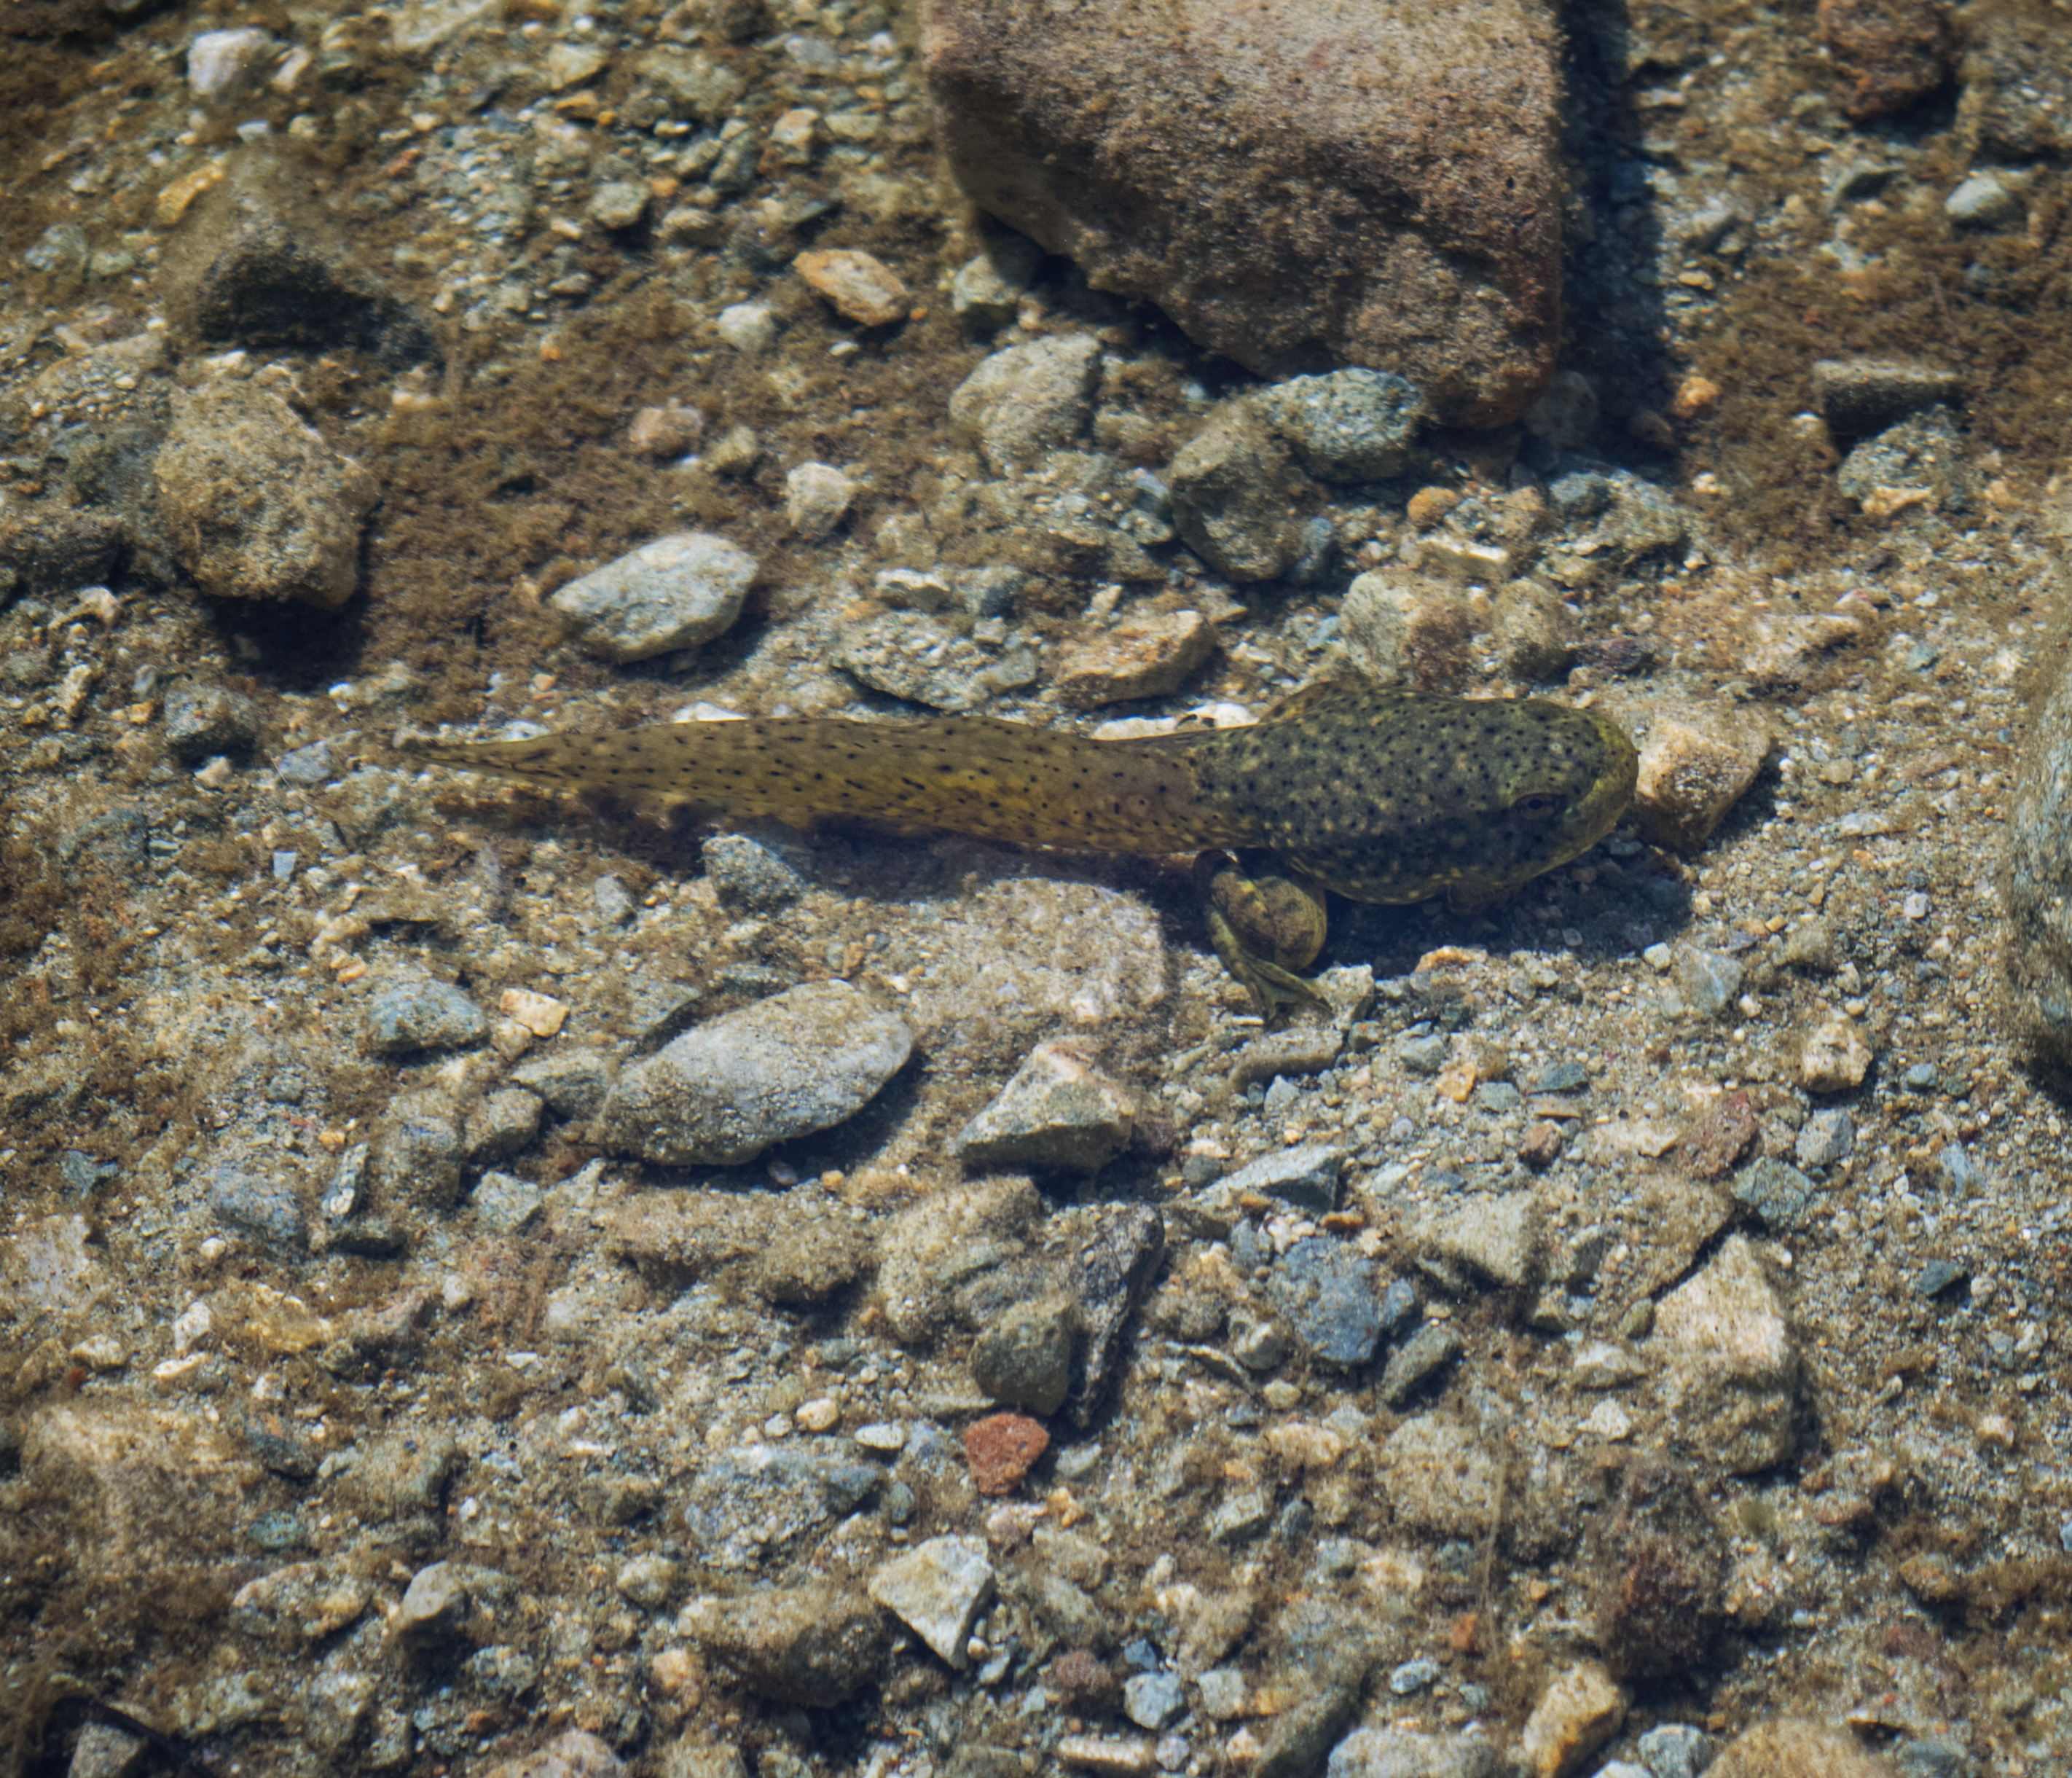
[1511,791,1567,819]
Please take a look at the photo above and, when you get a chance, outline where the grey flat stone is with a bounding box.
[597,982,912,1165]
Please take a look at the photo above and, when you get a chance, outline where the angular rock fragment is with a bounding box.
[1591,1462,1726,1680]
[1631,705,1771,853]
[1342,573,1471,691]
[182,164,436,367]
[1520,1661,1625,1778]
[1052,611,1215,708]
[1816,0,1952,121]
[1268,1238,1382,1367]
[1168,402,1301,582]
[970,1293,1078,1414]
[869,1536,995,1668]
[953,1036,1137,1172]
[1061,1203,1164,1426]
[794,248,910,327]
[923,0,1561,426]
[1652,1234,1800,1473]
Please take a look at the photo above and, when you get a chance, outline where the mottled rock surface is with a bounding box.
[597,981,912,1164]
[923,0,1561,426]
[154,380,377,609]
[548,532,759,662]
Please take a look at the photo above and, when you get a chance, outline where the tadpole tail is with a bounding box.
[405,718,1251,855]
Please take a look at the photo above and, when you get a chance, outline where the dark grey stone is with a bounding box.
[372,1097,463,1210]
[471,1170,544,1235]
[163,684,260,761]
[1218,1144,1345,1213]
[1812,357,1961,436]
[1378,1321,1464,1407]
[703,832,809,910]
[1064,1203,1165,1426]
[970,1292,1078,1415]
[1397,1035,1449,1076]
[1794,1108,1854,1170]
[463,1089,543,1167]
[1549,471,1612,521]
[1269,1238,1382,1367]
[1912,1257,1968,1300]
[60,1151,118,1200]
[511,1048,619,1118]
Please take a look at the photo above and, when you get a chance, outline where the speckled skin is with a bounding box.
[407,679,1636,912]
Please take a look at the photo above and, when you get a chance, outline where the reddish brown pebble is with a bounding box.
[1816,0,1952,121]
[1678,1092,1758,1180]
[1518,1120,1564,1171]
[965,1411,1050,1495]
[1048,1648,1119,1717]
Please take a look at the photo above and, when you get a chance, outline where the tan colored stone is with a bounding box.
[1655,1235,1794,1382]
[1520,1661,1625,1778]
[1652,1234,1800,1473]
[628,402,704,457]
[500,987,569,1038]
[1631,706,1772,852]
[154,380,378,609]
[1799,1014,1873,1092]
[922,0,1561,426]
[794,248,910,326]
[1708,1719,1890,1778]
[1052,610,1215,708]
[1342,571,1471,691]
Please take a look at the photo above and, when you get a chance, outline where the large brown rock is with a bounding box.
[922,0,1561,427]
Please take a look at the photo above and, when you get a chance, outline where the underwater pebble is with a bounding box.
[364,978,488,1056]
[954,1036,1137,1172]
[794,248,910,326]
[868,1535,996,1667]
[949,334,1102,474]
[548,532,760,662]
[784,461,857,539]
[599,982,912,1164]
